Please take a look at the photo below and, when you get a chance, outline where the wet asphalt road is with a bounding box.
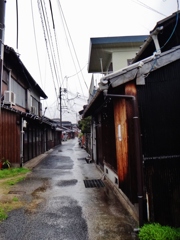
[0,138,137,240]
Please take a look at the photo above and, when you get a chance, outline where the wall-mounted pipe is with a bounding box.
[20,117,24,167]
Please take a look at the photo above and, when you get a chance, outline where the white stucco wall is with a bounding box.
[112,47,138,71]
[104,164,119,186]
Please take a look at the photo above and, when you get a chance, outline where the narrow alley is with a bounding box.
[0,138,137,240]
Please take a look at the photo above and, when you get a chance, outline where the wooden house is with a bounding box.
[83,11,180,227]
[0,45,61,167]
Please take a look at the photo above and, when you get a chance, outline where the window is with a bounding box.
[11,78,26,107]
[32,96,39,110]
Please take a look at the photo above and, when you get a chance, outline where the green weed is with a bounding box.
[0,168,30,179]
[0,207,8,221]
[12,197,19,202]
[138,223,180,240]
[5,177,25,186]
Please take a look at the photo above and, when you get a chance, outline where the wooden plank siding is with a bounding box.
[113,82,138,203]
[0,109,20,164]
[114,98,128,187]
[125,82,138,203]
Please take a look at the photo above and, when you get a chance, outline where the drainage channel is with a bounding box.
[83,179,105,188]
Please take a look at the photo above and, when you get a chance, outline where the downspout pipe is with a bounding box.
[104,91,144,227]
[20,117,24,167]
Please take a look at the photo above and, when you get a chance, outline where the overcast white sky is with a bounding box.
[4,0,178,123]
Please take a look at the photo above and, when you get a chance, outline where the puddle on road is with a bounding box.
[56,179,78,187]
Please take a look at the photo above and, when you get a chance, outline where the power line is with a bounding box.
[41,0,61,88]
[56,0,88,93]
[49,0,64,84]
[30,0,43,88]
[131,0,167,17]
[16,0,19,49]
[37,0,58,98]
[66,63,88,79]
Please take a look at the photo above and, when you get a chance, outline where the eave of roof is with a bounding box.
[4,45,48,99]
[88,35,148,73]
[82,89,104,118]
[83,45,180,118]
[133,10,180,63]
[1,104,54,126]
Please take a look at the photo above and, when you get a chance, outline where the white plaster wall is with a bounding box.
[104,164,119,186]
[112,48,138,71]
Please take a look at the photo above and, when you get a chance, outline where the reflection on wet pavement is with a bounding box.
[0,139,138,240]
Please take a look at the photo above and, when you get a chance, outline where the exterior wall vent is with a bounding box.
[3,91,16,106]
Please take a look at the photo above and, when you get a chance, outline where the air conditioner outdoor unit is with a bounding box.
[3,91,16,106]
[31,106,37,115]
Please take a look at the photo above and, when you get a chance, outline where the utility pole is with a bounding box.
[0,0,6,113]
[59,87,62,127]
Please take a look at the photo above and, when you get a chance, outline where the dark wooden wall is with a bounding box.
[137,59,180,226]
[23,122,61,163]
[95,98,117,170]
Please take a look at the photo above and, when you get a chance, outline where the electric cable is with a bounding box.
[160,0,179,50]
[37,0,58,99]
[131,0,167,17]
[145,1,179,78]
[30,0,43,88]
[56,0,88,95]
[16,0,19,49]
[49,0,64,85]
[66,63,88,79]
[41,0,61,88]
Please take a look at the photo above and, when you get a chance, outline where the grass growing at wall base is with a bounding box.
[0,207,7,221]
[0,167,31,222]
[138,223,180,240]
[0,167,30,179]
